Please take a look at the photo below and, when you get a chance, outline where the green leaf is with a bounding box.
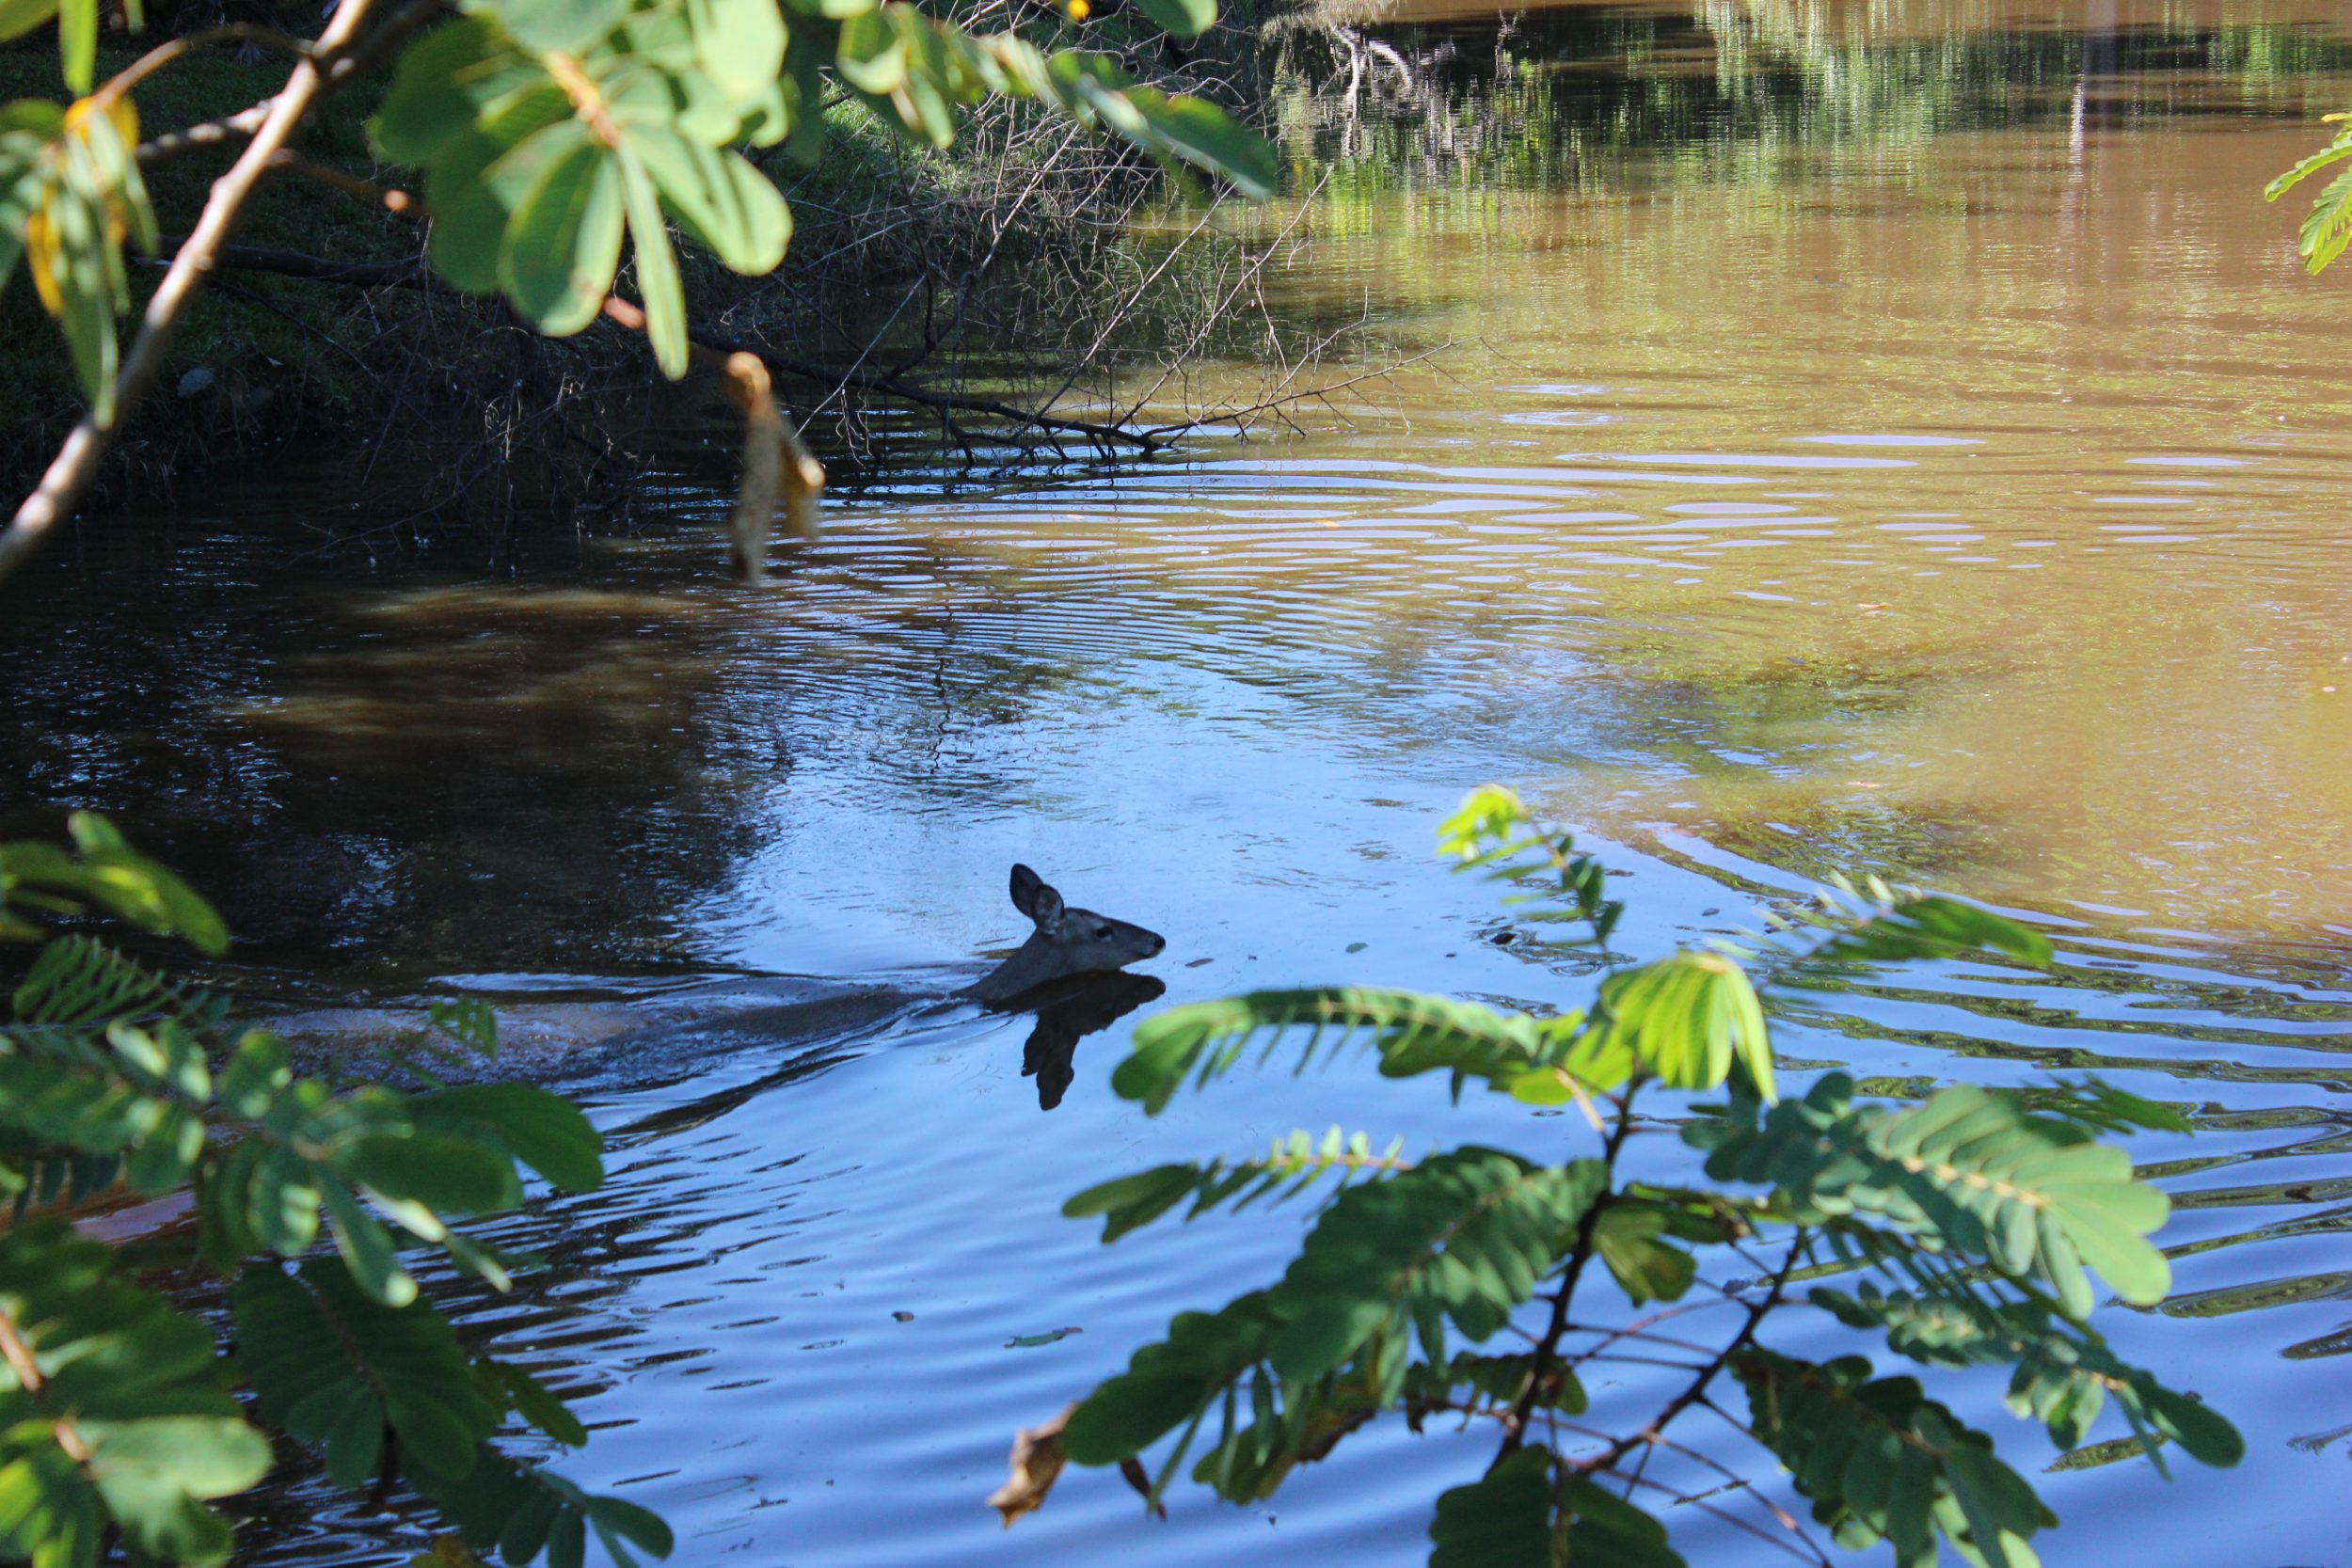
[12,935,218,1031]
[494,0,632,54]
[321,1180,417,1307]
[1264,1151,1606,1381]
[1592,1203,1697,1307]
[1428,1449,1684,1568]
[488,1360,589,1448]
[1692,1073,2169,1319]
[1591,950,1774,1101]
[684,0,785,102]
[373,19,539,166]
[0,1224,267,1568]
[414,1083,603,1191]
[626,129,791,275]
[2296,165,2352,275]
[500,132,623,336]
[2265,127,2352,203]
[1063,1294,1276,1465]
[615,145,687,379]
[336,1132,525,1218]
[1122,87,1279,199]
[1737,1353,2054,1568]
[428,998,500,1058]
[234,1262,503,1487]
[1128,0,1213,40]
[1811,1281,2243,1470]
[1063,1127,1407,1243]
[1776,888,2052,979]
[56,0,91,94]
[1115,988,1589,1116]
[0,0,59,43]
[836,8,905,95]
[422,88,574,296]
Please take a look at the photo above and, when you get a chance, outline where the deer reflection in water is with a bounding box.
[987,970,1167,1110]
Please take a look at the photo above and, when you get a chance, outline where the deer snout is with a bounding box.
[1144,932,1166,958]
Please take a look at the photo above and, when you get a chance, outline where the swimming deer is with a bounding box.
[580,864,1168,1117]
[967,863,1167,1004]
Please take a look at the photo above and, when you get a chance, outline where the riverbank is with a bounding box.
[0,5,1277,515]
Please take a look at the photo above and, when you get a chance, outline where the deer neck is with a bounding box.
[965,933,1068,1005]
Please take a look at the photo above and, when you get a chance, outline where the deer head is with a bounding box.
[965,864,1166,1006]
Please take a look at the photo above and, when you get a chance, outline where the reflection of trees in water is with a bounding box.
[0,478,1139,988]
[1279,5,2352,193]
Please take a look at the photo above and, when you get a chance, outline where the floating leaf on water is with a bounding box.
[1006,1326,1083,1349]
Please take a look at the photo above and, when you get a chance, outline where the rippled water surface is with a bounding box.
[9,3,2352,1563]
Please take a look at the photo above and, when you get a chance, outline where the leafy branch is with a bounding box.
[0,816,658,1566]
[1000,786,2238,1568]
[0,0,1279,585]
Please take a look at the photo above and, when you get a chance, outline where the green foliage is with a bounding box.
[1691,1072,2169,1319]
[0,0,1276,412]
[1064,1125,1409,1243]
[1809,1282,2243,1472]
[1022,786,2235,1568]
[1736,1351,2054,1568]
[1429,1449,1682,1568]
[2266,113,2352,273]
[1438,784,1623,946]
[0,816,652,1568]
[0,1221,266,1568]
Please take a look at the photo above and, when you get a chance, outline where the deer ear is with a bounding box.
[1010,864,1064,931]
[1009,864,1044,919]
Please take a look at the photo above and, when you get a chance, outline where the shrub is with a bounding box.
[0,814,661,1568]
[1017,787,2240,1567]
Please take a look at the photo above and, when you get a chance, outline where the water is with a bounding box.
[8,2,2352,1562]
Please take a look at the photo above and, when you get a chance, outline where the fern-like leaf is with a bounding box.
[11,937,223,1032]
[1757,881,2051,984]
[2267,124,2352,273]
[1064,1154,1606,1473]
[233,1261,502,1487]
[1590,951,1775,1101]
[1065,1126,1410,1243]
[2296,165,2352,273]
[1113,989,1591,1115]
[1692,1073,2168,1318]
[1437,784,1624,945]
[1427,1448,1684,1568]
[417,1443,675,1568]
[1264,1150,1607,1381]
[1809,1282,2242,1471]
[1736,1351,2054,1568]
[2265,125,2352,201]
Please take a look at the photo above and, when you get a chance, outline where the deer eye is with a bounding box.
[1096,926,1114,939]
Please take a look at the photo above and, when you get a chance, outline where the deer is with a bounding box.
[577,864,1168,1124]
[966,863,1166,1003]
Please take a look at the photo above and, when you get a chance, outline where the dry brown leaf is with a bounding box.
[987,1403,1074,1528]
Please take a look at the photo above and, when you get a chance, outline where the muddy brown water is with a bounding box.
[7,3,2352,1563]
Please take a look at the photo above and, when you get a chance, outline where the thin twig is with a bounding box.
[1567,1234,1812,1479]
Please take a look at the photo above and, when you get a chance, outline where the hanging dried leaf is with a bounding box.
[986,1403,1073,1528]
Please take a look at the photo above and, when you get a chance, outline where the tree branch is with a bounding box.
[1565,1231,1809,1480]
[1496,1090,1640,1462]
[0,0,390,585]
